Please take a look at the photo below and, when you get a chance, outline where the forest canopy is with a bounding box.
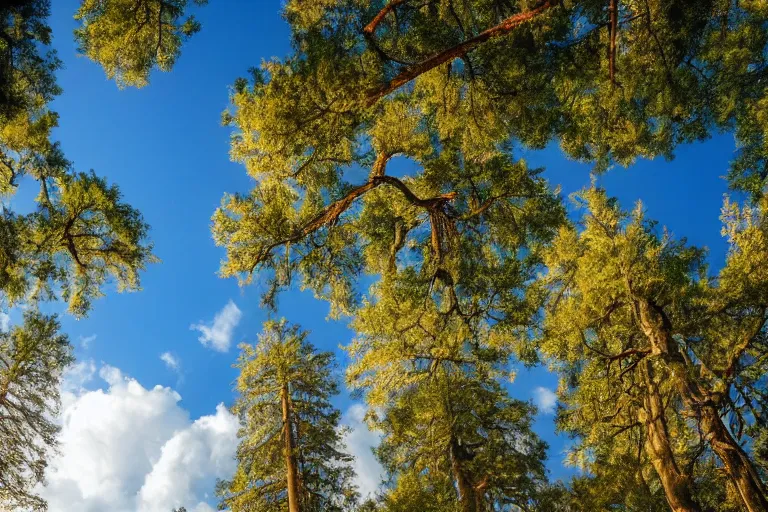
[1,1,768,511]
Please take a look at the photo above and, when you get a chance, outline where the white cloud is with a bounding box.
[60,360,97,413]
[79,334,97,349]
[532,386,558,415]
[0,311,10,331]
[342,403,384,500]
[37,362,238,512]
[160,352,181,371]
[190,300,242,352]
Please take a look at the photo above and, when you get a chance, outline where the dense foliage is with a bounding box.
[75,0,208,88]
[0,0,159,508]
[218,320,358,512]
[214,1,768,511]
[3,0,768,510]
[538,188,768,511]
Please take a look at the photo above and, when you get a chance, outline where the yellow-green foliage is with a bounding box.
[218,320,357,511]
[0,313,73,512]
[74,0,208,88]
[1,4,155,508]
[537,188,768,510]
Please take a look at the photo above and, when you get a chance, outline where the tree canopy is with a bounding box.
[0,312,73,511]
[74,0,209,88]
[213,1,768,511]
[218,320,358,512]
[0,1,157,508]
[538,188,768,511]
[3,0,768,510]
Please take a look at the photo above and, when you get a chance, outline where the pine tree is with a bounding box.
[74,0,209,88]
[0,312,73,511]
[218,320,358,512]
[1,2,155,508]
[368,372,548,511]
[213,1,768,198]
[537,188,768,511]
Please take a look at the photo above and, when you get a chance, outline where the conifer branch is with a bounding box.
[365,0,557,105]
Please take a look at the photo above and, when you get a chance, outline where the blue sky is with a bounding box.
[33,0,743,508]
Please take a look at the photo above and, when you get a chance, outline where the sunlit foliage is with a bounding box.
[74,0,209,88]
[537,188,768,511]
[219,320,358,512]
[0,1,155,508]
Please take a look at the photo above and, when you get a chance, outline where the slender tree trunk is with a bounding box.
[636,300,768,512]
[281,384,301,512]
[641,360,701,512]
[450,437,478,512]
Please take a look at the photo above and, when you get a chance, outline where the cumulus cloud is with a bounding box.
[342,403,385,500]
[532,386,558,415]
[190,300,242,352]
[37,362,238,512]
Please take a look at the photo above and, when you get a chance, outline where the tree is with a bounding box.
[367,371,548,511]
[74,0,209,88]
[537,188,768,511]
[1,2,154,508]
[0,312,73,511]
[211,1,768,508]
[211,3,562,510]
[1,1,155,317]
[218,320,357,512]
[213,1,768,198]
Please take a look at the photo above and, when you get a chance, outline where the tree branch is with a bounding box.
[363,0,410,36]
[365,0,557,105]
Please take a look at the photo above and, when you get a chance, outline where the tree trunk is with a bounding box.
[450,437,478,512]
[636,300,768,512]
[699,403,768,512]
[281,384,301,512]
[641,360,701,512]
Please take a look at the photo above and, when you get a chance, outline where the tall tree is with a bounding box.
[213,0,768,197]
[537,188,768,511]
[211,0,768,508]
[366,370,548,511]
[74,0,209,88]
[0,312,73,511]
[1,2,154,508]
[218,320,358,512]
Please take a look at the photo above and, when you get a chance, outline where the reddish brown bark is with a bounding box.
[640,360,701,512]
[363,0,409,35]
[635,300,768,512]
[281,384,301,512]
[608,0,618,84]
[365,0,557,105]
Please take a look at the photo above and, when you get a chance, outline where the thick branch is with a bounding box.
[365,0,557,105]
[248,154,464,271]
[363,0,409,35]
[721,309,768,381]
[373,175,458,208]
